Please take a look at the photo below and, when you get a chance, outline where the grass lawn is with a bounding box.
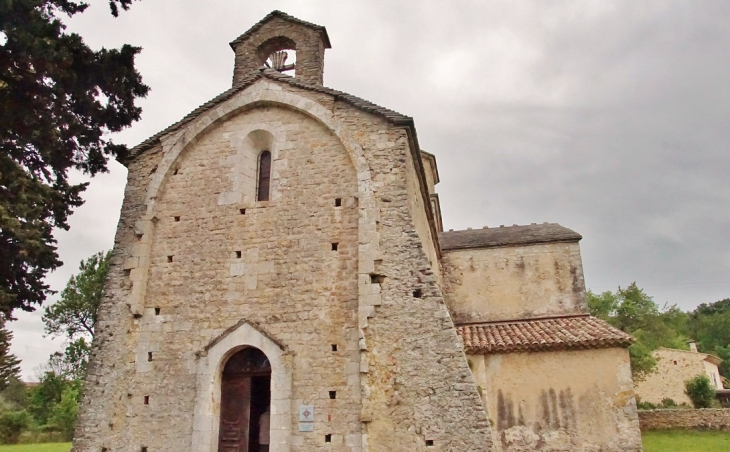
[0,445,71,452]
[643,430,730,452]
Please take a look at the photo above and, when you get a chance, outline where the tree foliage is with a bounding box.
[0,0,148,316]
[43,250,110,339]
[588,282,689,382]
[689,298,730,378]
[684,374,717,409]
[0,320,20,391]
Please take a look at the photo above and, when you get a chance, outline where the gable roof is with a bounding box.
[229,10,331,49]
[439,223,581,251]
[124,68,414,164]
[655,347,723,366]
[456,315,633,354]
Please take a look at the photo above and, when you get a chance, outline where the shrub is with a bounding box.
[660,398,677,408]
[637,400,657,410]
[684,374,717,408]
[48,386,79,441]
[0,409,30,444]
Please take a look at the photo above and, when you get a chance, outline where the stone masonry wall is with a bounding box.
[232,16,326,86]
[470,347,642,452]
[74,78,493,451]
[442,241,587,324]
[634,348,719,405]
[639,409,730,430]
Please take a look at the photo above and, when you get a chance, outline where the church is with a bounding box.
[73,11,642,452]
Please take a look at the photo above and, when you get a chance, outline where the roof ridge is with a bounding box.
[123,68,414,164]
[229,10,331,49]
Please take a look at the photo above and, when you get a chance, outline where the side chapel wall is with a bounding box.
[441,241,588,324]
[469,348,642,452]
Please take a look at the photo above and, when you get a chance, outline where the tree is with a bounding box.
[684,374,717,409]
[587,282,689,382]
[689,298,730,378]
[43,250,110,339]
[0,321,20,391]
[49,385,79,440]
[0,0,148,317]
[27,371,67,425]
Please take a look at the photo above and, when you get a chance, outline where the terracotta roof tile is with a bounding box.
[440,223,581,251]
[456,315,633,354]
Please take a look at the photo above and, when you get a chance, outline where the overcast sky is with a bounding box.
[10,0,730,379]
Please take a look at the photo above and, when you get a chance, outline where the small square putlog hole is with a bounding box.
[370,273,386,285]
[144,395,149,405]
[235,251,242,259]
[174,216,180,222]
[141,447,148,452]
[154,307,161,315]
[239,208,246,215]
[426,439,434,446]
[167,256,173,263]
[329,391,337,399]
[325,434,332,443]
[331,243,339,251]
[335,198,342,207]
[331,344,338,352]
[413,289,422,298]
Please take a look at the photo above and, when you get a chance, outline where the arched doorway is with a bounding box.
[219,347,272,452]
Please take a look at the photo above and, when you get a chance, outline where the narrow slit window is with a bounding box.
[257,150,272,202]
[331,344,338,352]
[147,352,153,362]
[335,198,342,207]
[144,395,149,405]
[154,307,161,315]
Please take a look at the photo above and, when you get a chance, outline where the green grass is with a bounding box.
[0,444,71,452]
[643,430,730,452]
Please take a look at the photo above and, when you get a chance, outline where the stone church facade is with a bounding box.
[73,11,642,452]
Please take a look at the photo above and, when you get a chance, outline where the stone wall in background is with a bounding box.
[638,409,730,430]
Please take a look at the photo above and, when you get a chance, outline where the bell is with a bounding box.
[269,51,288,71]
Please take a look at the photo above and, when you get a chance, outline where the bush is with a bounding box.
[637,400,657,410]
[660,397,677,408]
[0,409,30,444]
[48,386,79,441]
[684,374,717,408]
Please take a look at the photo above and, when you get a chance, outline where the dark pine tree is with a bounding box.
[0,0,148,317]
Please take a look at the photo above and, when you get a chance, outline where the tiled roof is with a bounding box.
[229,10,331,49]
[456,315,633,354]
[125,68,414,163]
[439,223,581,251]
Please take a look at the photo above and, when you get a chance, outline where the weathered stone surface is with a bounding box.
[73,20,492,450]
[639,409,730,430]
[442,241,588,324]
[468,348,642,452]
[634,347,724,406]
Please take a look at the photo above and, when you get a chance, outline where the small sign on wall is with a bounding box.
[299,405,314,422]
[299,405,314,432]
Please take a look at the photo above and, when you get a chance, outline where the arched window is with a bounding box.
[257,150,271,201]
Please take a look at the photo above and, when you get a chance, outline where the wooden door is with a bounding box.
[219,375,252,452]
[218,348,271,452]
